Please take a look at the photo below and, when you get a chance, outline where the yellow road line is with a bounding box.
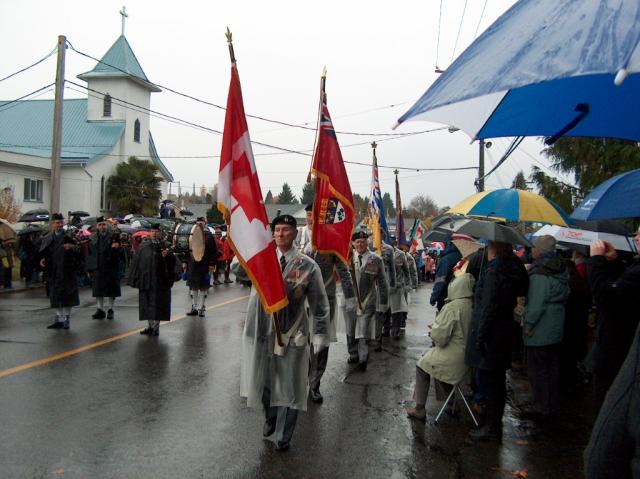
[0,294,249,380]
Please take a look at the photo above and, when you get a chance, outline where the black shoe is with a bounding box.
[107,309,114,320]
[358,362,368,371]
[213,280,222,285]
[140,327,153,335]
[152,327,160,336]
[92,309,106,320]
[263,418,276,437]
[373,343,383,352]
[309,389,324,403]
[47,321,64,329]
[275,441,290,452]
[186,308,198,316]
[63,317,70,330]
[198,308,205,317]
[224,279,233,284]
[347,356,358,364]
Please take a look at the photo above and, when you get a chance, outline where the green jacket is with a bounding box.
[418,273,474,385]
[523,256,569,347]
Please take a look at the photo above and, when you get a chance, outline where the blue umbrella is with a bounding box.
[396,0,640,143]
[571,168,640,220]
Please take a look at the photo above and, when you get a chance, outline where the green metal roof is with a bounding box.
[77,35,160,92]
[0,99,124,162]
[0,98,173,181]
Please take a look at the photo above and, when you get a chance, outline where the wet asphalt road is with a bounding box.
[0,280,593,479]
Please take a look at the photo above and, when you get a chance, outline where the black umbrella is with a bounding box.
[424,213,466,243]
[18,209,50,223]
[69,211,90,217]
[439,218,531,246]
[17,224,44,235]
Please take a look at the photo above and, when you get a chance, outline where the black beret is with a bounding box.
[51,213,64,221]
[62,235,76,245]
[352,231,369,241]
[271,214,297,231]
[305,203,313,212]
[150,223,162,230]
[196,216,206,222]
[96,216,106,224]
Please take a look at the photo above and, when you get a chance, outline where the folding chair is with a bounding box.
[434,382,479,427]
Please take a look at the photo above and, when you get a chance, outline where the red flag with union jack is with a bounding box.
[310,83,355,264]
[217,64,287,313]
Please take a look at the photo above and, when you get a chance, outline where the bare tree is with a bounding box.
[403,194,439,220]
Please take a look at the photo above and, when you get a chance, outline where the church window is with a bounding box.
[103,94,112,117]
[24,178,43,202]
[134,119,141,143]
[100,176,105,210]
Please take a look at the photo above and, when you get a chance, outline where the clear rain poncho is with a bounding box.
[348,249,389,340]
[390,248,410,314]
[240,248,329,412]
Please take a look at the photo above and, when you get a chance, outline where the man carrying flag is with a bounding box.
[306,71,357,401]
[219,31,329,452]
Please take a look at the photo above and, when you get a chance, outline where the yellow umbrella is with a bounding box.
[448,189,569,226]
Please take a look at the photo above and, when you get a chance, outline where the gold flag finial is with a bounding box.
[225,27,236,64]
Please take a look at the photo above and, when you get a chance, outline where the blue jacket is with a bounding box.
[430,242,462,309]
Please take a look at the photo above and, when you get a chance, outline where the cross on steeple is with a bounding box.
[119,6,128,36]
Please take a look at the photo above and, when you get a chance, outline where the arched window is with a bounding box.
[134,118,141,143]
[103,94,112,117]
[100,176,105,209]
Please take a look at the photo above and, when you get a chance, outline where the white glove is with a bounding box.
[313,334,329,352]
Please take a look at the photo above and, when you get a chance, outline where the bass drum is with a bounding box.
[172,223,205,262]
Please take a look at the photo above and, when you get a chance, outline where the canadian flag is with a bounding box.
[217,66,287,313]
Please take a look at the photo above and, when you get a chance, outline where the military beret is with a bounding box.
[271,214,297,231]
[352,231,369,241]
[62,235,76,245]
[51,213,64,221]
[150,223,162,230]
[96,216,106,224]
[196,216,206,222]
[305,203,313,212]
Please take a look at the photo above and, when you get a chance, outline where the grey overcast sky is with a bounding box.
[0,0,574,208]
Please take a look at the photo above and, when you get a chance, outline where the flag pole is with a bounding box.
[307,67,327,184]
[225,27,284,347]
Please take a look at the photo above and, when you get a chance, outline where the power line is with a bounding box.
[436,0,444,69]
[473,0,489,39]
[66,42,433,138]
[0,83,56,113]
[451,0,469,63]
[0,48,56,83]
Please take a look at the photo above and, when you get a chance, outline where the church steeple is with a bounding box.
[77,35,160,92]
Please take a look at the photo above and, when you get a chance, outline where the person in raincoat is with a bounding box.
[374,231,396,349]
[127,224,177,336]
[86,216,126,320]
[430,241,462,310]
[523,235,569,418]
[348,231,389,370]
[301,205,356,403]
[406,272,475,421]
[400,245,419,331]
[389,238,411,338]
[39,213,83,330]
[184,217,218,317]
[240,214,330,452]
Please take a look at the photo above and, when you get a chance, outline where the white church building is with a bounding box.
[0,34,173,217]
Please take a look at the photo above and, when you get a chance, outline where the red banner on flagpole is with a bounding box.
[310,87,355,264]
[217,65,287,313]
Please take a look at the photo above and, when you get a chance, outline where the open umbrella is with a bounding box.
[0,219,17,241]
[449,189,571,226]
[571,168,640,220]
[439,217,531,246]
[69,211,90,217]
[533,224,635,254]
[17,224,44,236]
[396,0,640,143]
[18,209,49,223]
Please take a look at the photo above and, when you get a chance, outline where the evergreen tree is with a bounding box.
[542,137,640,194]
[264,190,274,204]
[206,204,224,224]
[300,181,315,205]
[277,183,298,204]
[382,192,395,218]
[511,171,529,190]
[106,156,162,216]
[529,166,578,213]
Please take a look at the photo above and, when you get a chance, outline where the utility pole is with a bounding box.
[477,139,485,192]
[50,35,66,215]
